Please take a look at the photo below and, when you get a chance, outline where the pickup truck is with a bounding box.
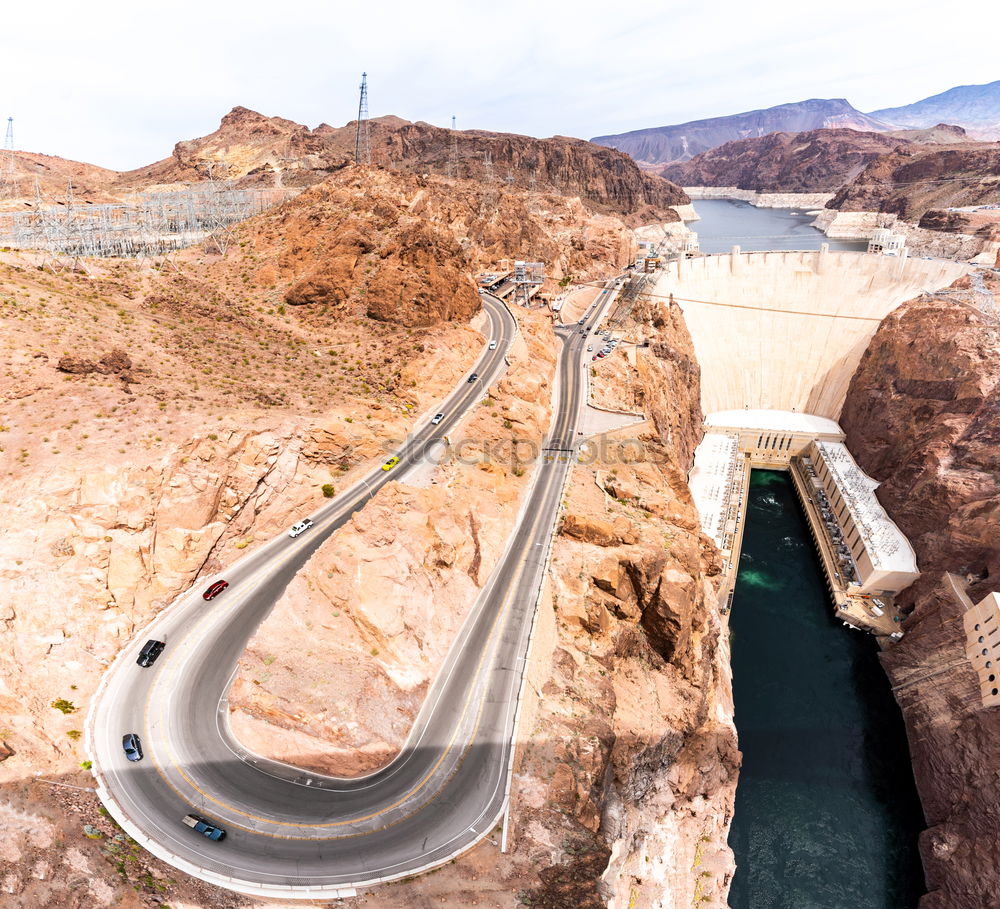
[182,814,226,841]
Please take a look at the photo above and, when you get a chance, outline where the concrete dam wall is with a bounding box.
[653,249,967,419]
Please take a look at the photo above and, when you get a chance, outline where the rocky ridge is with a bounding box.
[659,128,911,192]
[118,106,689,223]
[512,293,737,909]
[828,144,1000,221]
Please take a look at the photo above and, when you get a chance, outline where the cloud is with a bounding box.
[2,0,996,168]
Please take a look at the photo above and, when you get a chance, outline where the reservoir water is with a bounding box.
[689,199,868,254]
[727,471,924,909]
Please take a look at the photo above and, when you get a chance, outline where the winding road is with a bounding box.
[88,283,620,897]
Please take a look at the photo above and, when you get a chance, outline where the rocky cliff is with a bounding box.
[827,144,1000,220]
[840,280,1000,908]
[118,106,688,222]
[507,294,737,909]
[659,128,909,192]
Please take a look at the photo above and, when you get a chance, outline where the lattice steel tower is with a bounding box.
[355,73,371,165]
[448,115,458,178]
[1,118,18,199]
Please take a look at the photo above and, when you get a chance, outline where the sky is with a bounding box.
[3,0,998,170]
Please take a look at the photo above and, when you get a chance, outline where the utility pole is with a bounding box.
[1,117,18,199]
[355,72,371,165]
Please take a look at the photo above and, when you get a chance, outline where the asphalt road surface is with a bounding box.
[89,283,620,896]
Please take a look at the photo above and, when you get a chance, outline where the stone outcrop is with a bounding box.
[258,166,638,318]
[841,291,1000,607]
[840,281,1000,908]
[659,128,909,192]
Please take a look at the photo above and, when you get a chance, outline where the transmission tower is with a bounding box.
[448,115,458,178]
[355,72,371,165]
[1,118,18,199]
[483,151,494,184]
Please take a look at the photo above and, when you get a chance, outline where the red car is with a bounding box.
[202,580,229,601]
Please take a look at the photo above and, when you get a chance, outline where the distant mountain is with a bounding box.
[659,128,910,193]
[870,80,1000,137]
[591,99,892,165]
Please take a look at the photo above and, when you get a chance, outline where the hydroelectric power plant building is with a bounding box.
[674,246,965,636]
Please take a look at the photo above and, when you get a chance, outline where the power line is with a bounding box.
[569,279,886,322]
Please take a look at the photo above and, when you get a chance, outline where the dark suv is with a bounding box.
[136,639,165,667]
[122,733,143,762]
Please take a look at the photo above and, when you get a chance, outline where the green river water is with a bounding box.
[726,471,925,908]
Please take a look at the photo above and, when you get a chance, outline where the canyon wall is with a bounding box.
[509,294,737,909]
[652,250,966,418]
[841,284,1000,908]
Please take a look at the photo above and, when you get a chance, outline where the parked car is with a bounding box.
[122,733,143,762]
[431,413,445,425]
[382,456,400,471]
[586,345,593,352]
[136,640,165,668]
[288,519,315,539]
[468,373,479,383]
[202,580,229,601]
[488,340,498,350]
[182,814,226,841]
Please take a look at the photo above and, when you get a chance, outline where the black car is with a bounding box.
[202,580,229,601]
[468,373,479,383]
[136,639,165,667]
[122,733,143,762]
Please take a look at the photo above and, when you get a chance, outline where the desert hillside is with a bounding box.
[0,164,654,907]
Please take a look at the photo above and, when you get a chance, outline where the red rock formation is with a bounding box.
[117,106,687,222]
[659,128,909,192]
[245,166,639,326]
[841,286,1000,908]
[828,144,1000,220]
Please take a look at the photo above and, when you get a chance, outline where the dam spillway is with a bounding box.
[654,248,967,418]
